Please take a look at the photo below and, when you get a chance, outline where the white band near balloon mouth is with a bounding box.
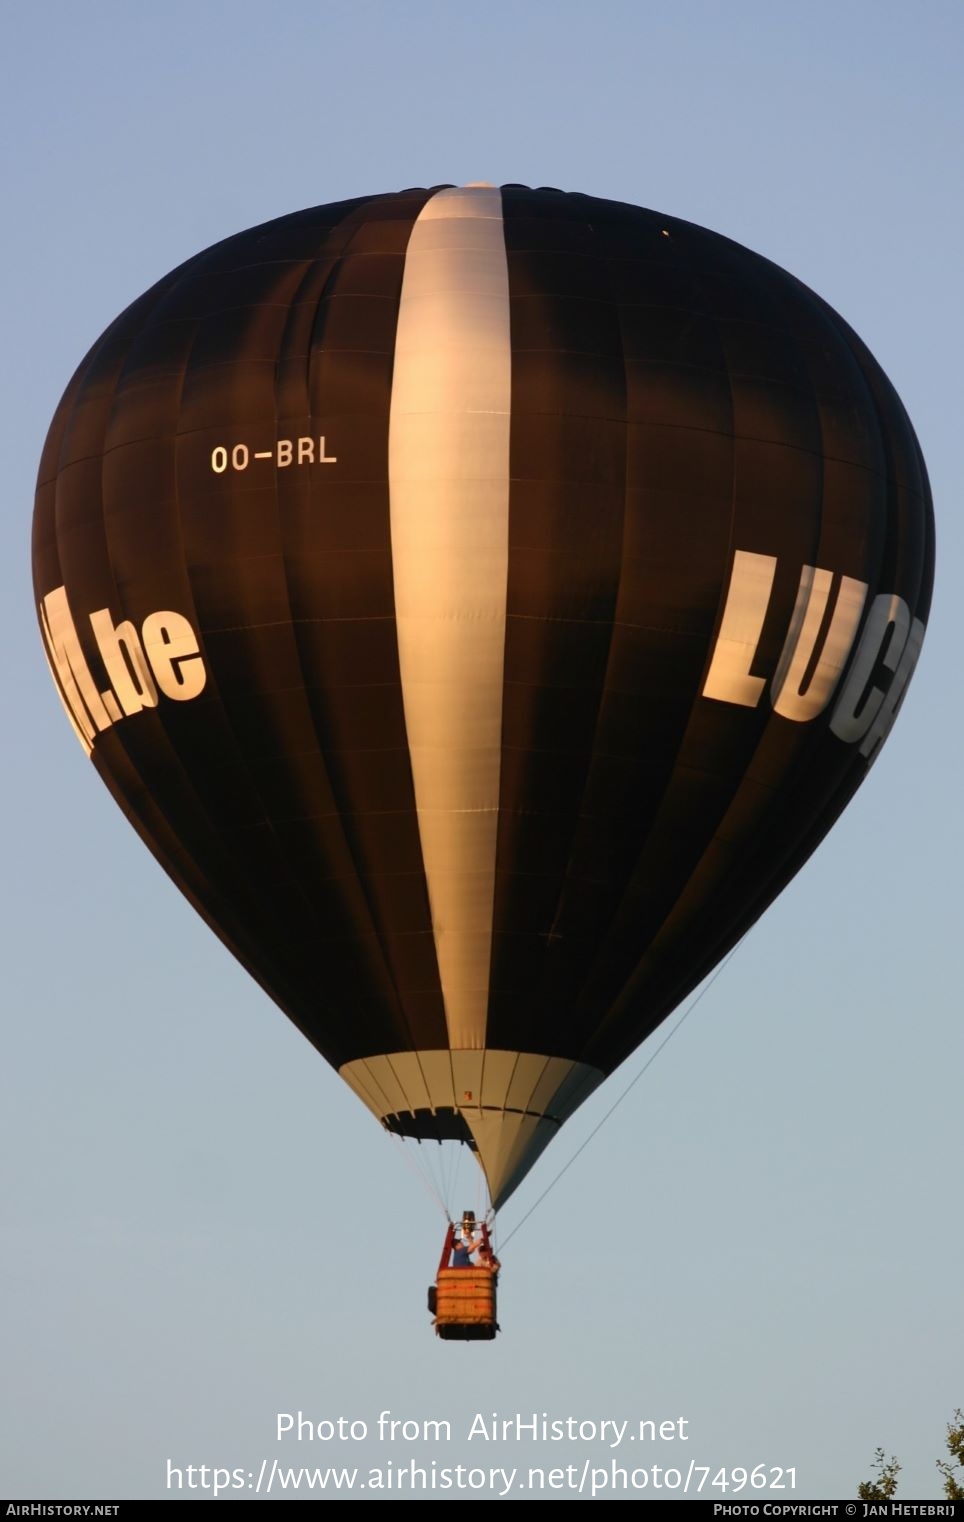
[339,1050,605,1209]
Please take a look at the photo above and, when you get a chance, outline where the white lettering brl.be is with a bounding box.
[39,585,206,755]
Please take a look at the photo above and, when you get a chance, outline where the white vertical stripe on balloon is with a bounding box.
[388,186,511,1051]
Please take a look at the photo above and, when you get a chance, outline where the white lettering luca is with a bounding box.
[703,550,925,760]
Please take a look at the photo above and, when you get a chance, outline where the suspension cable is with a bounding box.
[498,937,749,1252]
[387,1131,450,1220]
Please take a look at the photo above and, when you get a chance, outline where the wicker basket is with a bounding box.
[433,1267,498,1341]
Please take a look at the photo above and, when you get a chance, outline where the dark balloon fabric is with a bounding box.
[33,186,934,1207]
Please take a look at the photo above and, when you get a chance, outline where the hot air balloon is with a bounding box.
[33,185,934,1242]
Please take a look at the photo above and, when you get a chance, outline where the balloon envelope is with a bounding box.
[33,185,934,1208]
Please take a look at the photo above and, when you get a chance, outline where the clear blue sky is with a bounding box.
[3,0,961,1500]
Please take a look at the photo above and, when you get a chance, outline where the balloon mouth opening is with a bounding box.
[382,1107,478,1149]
